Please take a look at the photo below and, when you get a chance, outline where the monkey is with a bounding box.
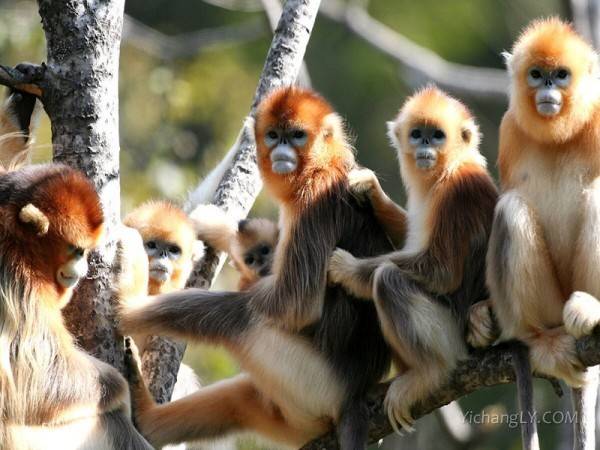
[123,200,235,450]
[189,203,279,290]
[119,86,395,450]
[0,163,152,449]
[326,86,498,433]
[483,18,600,450]
[0,87,38,171]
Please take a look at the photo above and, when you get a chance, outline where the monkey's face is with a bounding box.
[263,127,308,175]
[525,66,571,117]
[144,239,182,284]
[242,243,273,277]
[405,123,447,170]
[56,243,90,290]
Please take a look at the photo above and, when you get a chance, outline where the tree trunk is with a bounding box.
[141,0,323,404]
[37,0,126,371]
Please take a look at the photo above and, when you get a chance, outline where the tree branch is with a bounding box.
[302,334,600,449]
[320,0,508,100]
[141,0,322,404]
[122,15,267,61]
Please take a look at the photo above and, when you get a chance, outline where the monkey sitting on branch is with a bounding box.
[328,86,498,433]
[120,86,395,450]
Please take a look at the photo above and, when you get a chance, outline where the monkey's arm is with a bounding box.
[0,88,37,169]
[189,203,237,253]
[348,168,407,247]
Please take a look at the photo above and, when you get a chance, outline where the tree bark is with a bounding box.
[141,0,322,404]
[35,0,126,371]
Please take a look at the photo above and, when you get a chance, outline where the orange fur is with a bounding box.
[124,200,197,295]
[0,165,104,305]
[505,18,600,146]
[255,87,355,208]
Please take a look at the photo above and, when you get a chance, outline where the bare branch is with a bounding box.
[303,334,600,449]
[320,0,509,100]
[122,15,267,60]
[142,0,322,404]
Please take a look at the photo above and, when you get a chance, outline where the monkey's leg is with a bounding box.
[372,262,465,432]
[486,192,585,385]
[131,373,314,448]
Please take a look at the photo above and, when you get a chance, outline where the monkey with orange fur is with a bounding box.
[0,164,152,449]
[120,87,394,450]
[327,86,497,432]
[474,18,600,450]
[190,203,278,290]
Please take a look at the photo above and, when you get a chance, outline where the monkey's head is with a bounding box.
[0,165,104,307]
[255,87,354,204]
[231,218,279,285]
[124,201,199,295]
[388,86,482,187]
[505,18,599,143]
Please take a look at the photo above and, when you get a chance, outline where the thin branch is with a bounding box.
[122,15,267,60]
[320,0,508,100]
[303,334,600,449]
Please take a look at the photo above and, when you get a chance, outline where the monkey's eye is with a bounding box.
[68,244,85,258]
[529,69,542,79]
[409,129,421,140]
[244,255,255,266]
[293,130,306,140]
[556,69,569,79]
[267,130,279,140]
[169,245,181,256]
[290,129,308,146]
[145,241,157,250]
[433,130,445,140]
[260,245,270,255]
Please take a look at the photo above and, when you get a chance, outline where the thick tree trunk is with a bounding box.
[141,0,322,405]
[38,0,126,371]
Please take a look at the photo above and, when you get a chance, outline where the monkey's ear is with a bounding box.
[461,119,480,147]
[19,203,50,236]
[386,121,400,148]
[322,113,344,140]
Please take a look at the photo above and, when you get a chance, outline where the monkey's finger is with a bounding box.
[387,406,404,436]
[395,408,415,433]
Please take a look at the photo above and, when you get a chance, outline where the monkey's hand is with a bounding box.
[466,299,500,348]
[328,248,374,299]
[348,168,380,203]
[124,337,156,429]
[564,291,600,338]
[189,203,237,253]
[116,225,149,309]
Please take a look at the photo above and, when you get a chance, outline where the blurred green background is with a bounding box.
[0,0,584,448]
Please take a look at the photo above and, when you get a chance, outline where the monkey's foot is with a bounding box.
[348,167,378,202]
[384,378,416,435]
[564,291,600,338]
[466,300,499,348]
[530,330,586,388]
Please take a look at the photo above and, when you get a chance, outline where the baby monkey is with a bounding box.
[190,203,278,290]
[329,86,497,432]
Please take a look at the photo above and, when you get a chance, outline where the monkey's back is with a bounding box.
[304,187,393,398]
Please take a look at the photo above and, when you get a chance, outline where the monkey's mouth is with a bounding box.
[536,100,562,116]
[270,144,298,174]
[149,267,170,282]
[57,271,80,288]
[415,148,437,170]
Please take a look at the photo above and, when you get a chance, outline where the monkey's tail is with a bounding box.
[512,342,540,450]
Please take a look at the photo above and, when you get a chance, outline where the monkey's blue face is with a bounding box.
[144,239,182,282]
[407,124,446,170]
[264,127,308,174]
[526,66,571,116]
